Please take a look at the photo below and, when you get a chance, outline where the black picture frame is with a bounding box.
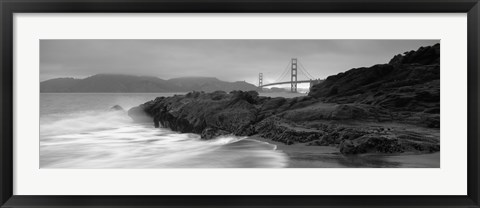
[1,0,479,207]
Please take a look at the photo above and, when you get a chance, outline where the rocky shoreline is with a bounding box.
[249,135,439,168]
[128,44,440,156]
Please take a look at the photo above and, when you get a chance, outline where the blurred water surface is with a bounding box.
[40,93,292,168]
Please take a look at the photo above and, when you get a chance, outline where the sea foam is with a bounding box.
[40,109,288,168]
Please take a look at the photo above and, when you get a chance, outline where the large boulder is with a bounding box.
[110,105,124,111]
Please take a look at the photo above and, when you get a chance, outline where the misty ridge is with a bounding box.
[40,75,259,93]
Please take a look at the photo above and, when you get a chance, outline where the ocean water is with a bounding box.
[40,93,298,168]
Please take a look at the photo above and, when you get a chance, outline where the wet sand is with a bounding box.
[249,135,440,168]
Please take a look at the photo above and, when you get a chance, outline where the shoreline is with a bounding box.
[247,135,440,168]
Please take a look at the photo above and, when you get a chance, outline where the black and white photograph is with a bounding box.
[40,39,440,168]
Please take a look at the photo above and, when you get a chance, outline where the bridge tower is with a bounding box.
[291,58,298,93]
[258,73,263,87]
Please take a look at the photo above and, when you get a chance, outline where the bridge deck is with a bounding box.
[260,80,314,87]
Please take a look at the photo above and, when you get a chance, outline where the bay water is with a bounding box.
[40,92,299,168]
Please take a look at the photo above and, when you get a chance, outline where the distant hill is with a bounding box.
[40,74,258,93]
[166,77,258,93]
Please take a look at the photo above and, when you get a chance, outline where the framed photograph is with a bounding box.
[1,0,479,207]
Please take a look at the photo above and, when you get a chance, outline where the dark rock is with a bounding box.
[209,90,228,100]
[339,131,440,155]
[389,43,440,65]
[254,117,324,145]
[339,140,356,154]
[201,128,231,140]
[339,134,401,154]
[308,44,440,128]
[133,90,259,139]
[329,104,368,120]
[309,44,440,113]
[309,64,395,100]
[230,90,259,104]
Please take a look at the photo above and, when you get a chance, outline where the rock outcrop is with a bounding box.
[309,43,440,128]
[128,44,440,155]
[110,105,124,111]
[309,44,439,111]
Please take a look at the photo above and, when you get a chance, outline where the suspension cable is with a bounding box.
[274,59,292,83]
[298,61,316,80]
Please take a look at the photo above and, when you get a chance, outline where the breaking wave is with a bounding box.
[40,109,288,168]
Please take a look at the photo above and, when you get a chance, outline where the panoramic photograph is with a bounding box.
[40,39,440,168]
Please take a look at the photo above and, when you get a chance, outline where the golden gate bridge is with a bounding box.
[258,58,322,93]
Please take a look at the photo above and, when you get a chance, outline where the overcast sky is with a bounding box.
[40,39,439,85]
